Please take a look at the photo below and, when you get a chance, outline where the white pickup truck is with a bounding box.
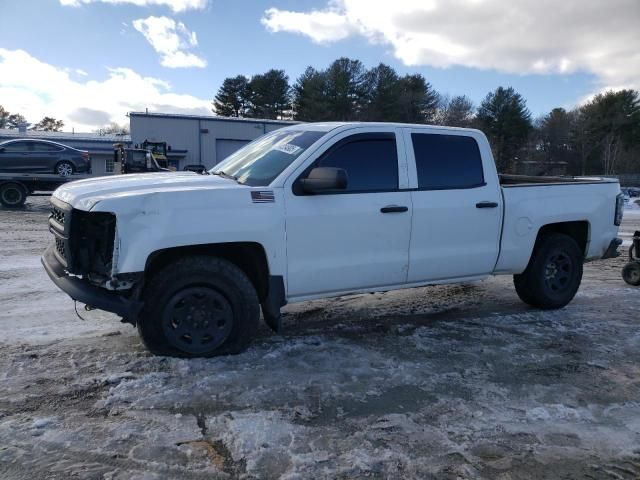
[42,122,624,357]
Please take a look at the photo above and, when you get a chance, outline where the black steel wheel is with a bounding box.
[162,287,234,354]
[543,252,574,293]
[514,233,583,309]
[622,262,640,286]
[0,183,27,208]
[137,256,260,357]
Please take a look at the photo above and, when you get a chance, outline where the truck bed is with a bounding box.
[499,174,618,187]
[495,177,621,274]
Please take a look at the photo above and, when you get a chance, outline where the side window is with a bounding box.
[2,141,32,153]
[412,133,484,190]
[315,133,398,192]
[32,142,62,152]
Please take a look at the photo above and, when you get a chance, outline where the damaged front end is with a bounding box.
[43,197,142,323]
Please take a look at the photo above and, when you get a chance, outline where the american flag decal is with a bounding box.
[251,190,275,203]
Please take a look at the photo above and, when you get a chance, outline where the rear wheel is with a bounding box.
[622,262,640,286]
[55,161,74,176]
[137,256,260,357]
[0,183,27,208]
[514,233,583,309]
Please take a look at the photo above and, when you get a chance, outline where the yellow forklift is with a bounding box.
[141,140,176,171]
[113,143,171,174]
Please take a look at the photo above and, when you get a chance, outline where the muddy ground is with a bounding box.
[1,197,639,479]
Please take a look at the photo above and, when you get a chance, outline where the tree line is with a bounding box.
[0,105,129,135]
[0,106,65,132]
[213,57,640,175]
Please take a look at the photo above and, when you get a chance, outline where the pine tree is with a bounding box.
[324,58,366,121]
[396,74,439,123]
[213,75,250,117]
[477,87,532,171]
[247,69,291,119]
[360,64,401,121]
[293,67,329,121]
[440,95,475,127]
[0,105,9,129]
[576,90,640,174]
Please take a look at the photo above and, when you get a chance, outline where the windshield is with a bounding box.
[210,130,325,186]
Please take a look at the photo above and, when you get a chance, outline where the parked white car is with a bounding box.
[43,122,624,357]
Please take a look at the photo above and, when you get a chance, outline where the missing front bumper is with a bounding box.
[41,245,143,320]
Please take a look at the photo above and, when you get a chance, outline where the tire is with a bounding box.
[513,233,583,309]
[137,256,260,357]
[622,262,640,286]
[55,161,75,176]
[0,182,27,208]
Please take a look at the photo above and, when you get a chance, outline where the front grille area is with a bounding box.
[55,237,66,258]
[49,199,72,268]
[71,209,116,276]
[51,206,65,226]
[48,199,116,276]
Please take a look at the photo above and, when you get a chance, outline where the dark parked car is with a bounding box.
[0,139,91,176]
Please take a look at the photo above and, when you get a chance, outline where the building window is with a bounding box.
[105,156,114,173]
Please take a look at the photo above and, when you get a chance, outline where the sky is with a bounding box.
[0,0,638,132]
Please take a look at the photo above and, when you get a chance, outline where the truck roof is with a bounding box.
[279,121,483,135]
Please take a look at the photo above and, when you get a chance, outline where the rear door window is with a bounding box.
[411,133,484,190]
[32,142,63,152]
[314,133,398,193]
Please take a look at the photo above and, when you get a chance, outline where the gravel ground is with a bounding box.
[1,197,640,480]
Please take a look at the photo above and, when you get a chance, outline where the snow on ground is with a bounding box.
[1,197,640,479]
[621,199,640,246]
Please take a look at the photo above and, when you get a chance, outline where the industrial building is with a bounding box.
[0,127,130,176]
[1,113,296,176]
[129,112,296,171]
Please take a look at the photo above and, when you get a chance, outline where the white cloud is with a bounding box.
[0,48,210,131]
[133,16,206,68]
[59,0,207,13]
[262,0,640,93]
[261,7,354,44]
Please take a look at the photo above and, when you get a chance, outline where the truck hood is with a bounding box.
[53,172,243,210]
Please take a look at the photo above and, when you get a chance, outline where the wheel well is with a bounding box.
[536,221,589,256]
[0,181,26,191]
[0,182,28,201]
[144,242,270,301]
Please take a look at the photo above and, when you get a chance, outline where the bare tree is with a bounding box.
[32,116,64,132]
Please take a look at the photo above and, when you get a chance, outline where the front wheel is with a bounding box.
[137,256,260,357]
[514,233,583,309]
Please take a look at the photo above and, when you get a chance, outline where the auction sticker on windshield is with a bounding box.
[273,143,302,155]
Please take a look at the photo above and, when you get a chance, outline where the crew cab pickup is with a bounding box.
[42,123,624,357]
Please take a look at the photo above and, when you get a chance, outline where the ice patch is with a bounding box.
[31,417,56,429]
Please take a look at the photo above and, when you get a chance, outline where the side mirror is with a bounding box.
[299,167,348,194]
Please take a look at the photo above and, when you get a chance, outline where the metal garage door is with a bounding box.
[216,139,250,164]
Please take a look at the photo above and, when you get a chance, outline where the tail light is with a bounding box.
[615,193,624,226]
[81,151,89,160]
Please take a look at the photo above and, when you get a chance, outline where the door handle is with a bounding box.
[380,205,408,213]
[476,201,498,209]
